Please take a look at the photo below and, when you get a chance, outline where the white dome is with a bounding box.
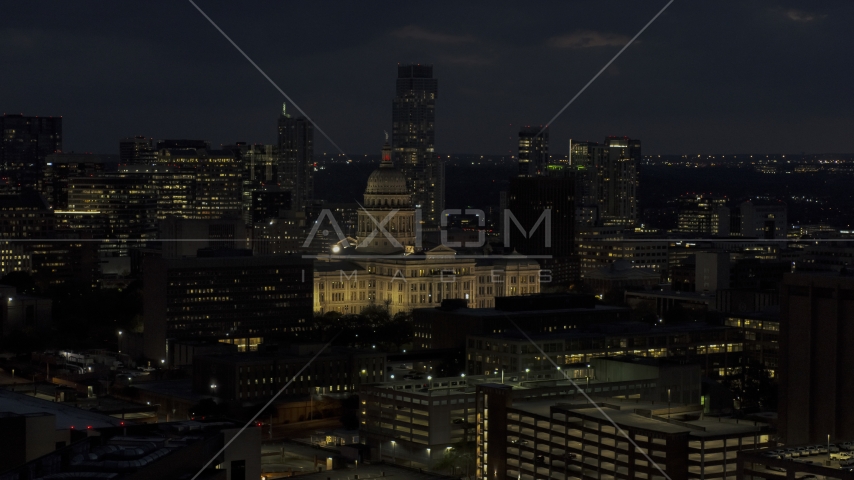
[365,164,408,195]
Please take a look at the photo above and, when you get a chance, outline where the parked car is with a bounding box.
[830,444,840,453]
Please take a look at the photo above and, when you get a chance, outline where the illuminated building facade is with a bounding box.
[392,64,443,228]
[66,174,157,256]
[313,142,541,315]
[517,126,549,176]
[570,137,640,227]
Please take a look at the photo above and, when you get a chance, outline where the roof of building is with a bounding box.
[415,303,628,318]
[0,389,123,429]
[585,260,661,280]
[520,398,766,438]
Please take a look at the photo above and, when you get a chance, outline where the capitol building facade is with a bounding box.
[312,143,542,315]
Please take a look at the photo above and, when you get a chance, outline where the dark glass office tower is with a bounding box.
[0,114,62,191]
[517,126,549,176]
[119,136,155,164]
[392,64,442,228]
[277,103,314,212]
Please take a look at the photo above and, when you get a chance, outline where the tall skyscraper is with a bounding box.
[570,136,640,227]
[392,64,442,228]
[277,104,314,212]
[119,136,155,164]
[517,126,549,176]
[0,114,62,191]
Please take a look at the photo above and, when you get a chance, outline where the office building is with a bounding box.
[0,284,52,337]
[40,153,109,209]
[412,295,629,351]
[159,216,248,258]
[569,140,601,227]
[66,174,158,256]
[583,260,660,296]
[570,137,640,227]
[118,164,192,222]
[517,126,549,176]
[143,254,313,363]
[778,272,854,445]
[252,212,306,256]
[0,190,55,240]
[795,243,854,273]
[155,139,209,150]
[466,321,743,379]
[735,199,787,240]
[723,307,780,376]
[277,104,314,211]
[192,344,386,400]
[0,114,62,191]
[152,148,244,220]
[504,173,575,258]
[576,228,668,278]
[392,64,443,228]
[250,186,292,225]
[119,136,155,164]
[676,195,729,235]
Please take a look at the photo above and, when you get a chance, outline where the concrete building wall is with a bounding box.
[779,273,854,444]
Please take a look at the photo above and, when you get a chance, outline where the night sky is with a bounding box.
[3,1,853,156]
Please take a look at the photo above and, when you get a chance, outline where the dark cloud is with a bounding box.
[547,30,631,49]
[390,26,477,45]
[785,8,827,22]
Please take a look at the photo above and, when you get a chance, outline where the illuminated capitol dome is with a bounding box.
[356,141,416,252]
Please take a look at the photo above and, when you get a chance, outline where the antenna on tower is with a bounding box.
[384,130,389,142]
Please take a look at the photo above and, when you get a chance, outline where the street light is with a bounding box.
[427,376,433,388]
[525,368,530,380]
[117,330,123,353]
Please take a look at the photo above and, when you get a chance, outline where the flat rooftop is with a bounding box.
[415,304,629,318]
[0,388,123,429]
[530,398,765,438]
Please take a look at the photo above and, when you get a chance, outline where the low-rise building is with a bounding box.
[413,294,630,351]
[192,344,386,400]
[466,322,745,379]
